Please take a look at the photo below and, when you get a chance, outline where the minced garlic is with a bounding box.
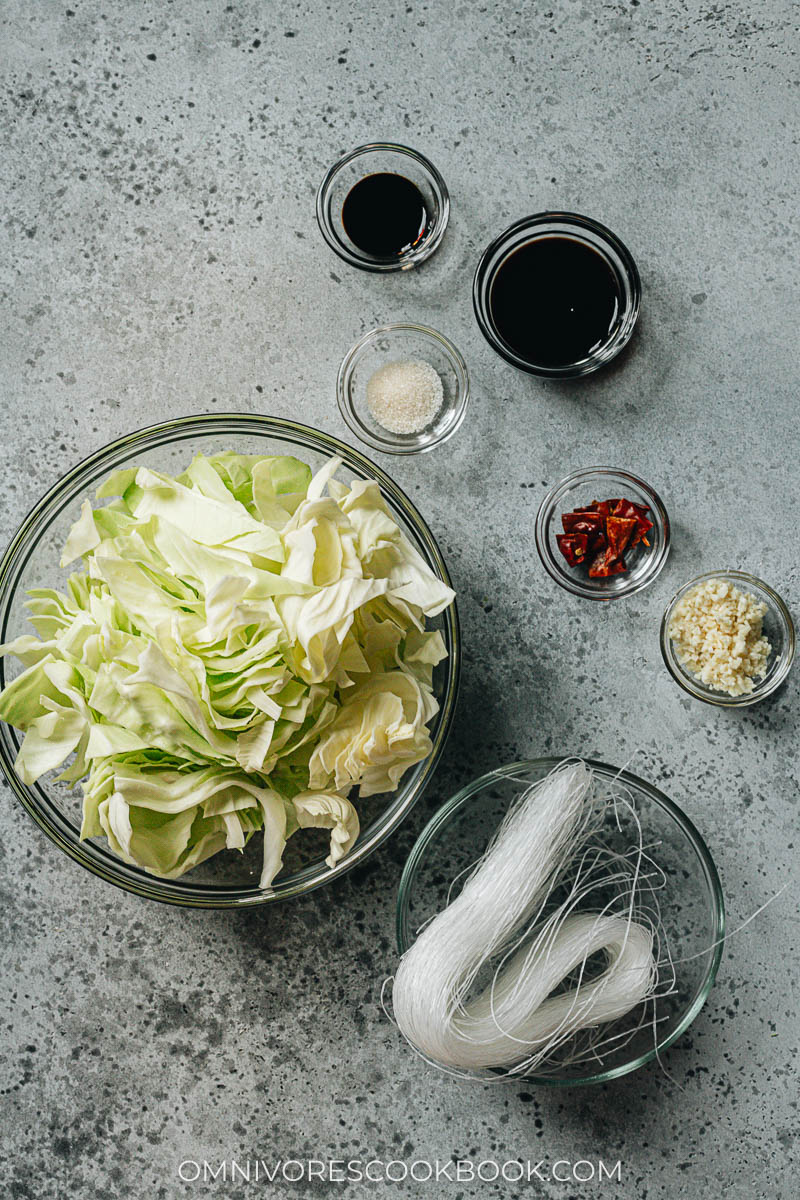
[668,578,771,697]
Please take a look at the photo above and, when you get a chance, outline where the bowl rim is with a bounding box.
[315,141,450,273]
[472,210,641,378]
[660,570,796,707]
[336,321,470,455]
[0,412,461,908]
[534,466,671,600]
[395,756,725,1087]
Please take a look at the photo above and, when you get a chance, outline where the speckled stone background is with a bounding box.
[1,1,798,1197]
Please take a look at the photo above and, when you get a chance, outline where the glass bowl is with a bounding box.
[473,212,641,377]
[316,143,450,272]
[396,757,725,1087]
[535,466,670,600]
[660,571,795,707]
[0,414,460,908]
[337,323,469,455]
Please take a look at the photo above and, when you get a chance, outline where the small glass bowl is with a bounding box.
[316,143,450,272]
[660,571,795,707]
[395,758,725,1086]
[337,323,469,455]
[535,467,670,600]
[473,212,641,377]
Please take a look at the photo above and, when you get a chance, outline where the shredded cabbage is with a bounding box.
[0,453,453,887]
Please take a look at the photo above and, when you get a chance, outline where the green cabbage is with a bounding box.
[0,453,453,887]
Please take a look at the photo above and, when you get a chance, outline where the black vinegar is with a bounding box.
[489,237,621,368]
[341,172,428,258]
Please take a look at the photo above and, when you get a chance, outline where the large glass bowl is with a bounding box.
[396,758,724,1086]
[0,414,460,908]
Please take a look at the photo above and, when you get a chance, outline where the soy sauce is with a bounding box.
[488,237,620,368]
[342,172,427,258]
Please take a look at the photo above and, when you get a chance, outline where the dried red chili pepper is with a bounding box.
[556,532,589,566]
[589,549,627,578]
[555,496,652,578]
[609,499,653,547]
[562,511,604,538]
[605,515,637,559]
[590,499,613,520]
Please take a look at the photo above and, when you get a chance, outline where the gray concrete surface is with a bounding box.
[1,1,797,1197]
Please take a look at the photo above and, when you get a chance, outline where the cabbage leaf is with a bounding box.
[0,453,453,887]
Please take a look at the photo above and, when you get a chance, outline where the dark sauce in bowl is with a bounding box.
[488,236,621,369]
[342,172,428,258]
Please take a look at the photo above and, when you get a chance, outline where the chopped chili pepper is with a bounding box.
[556,532,589,566]
[554,495,652,578]
[589,549,627,578]
[590,499,613,519]
[605,515,637,558]
[562,511,605,538]
[609,499,653,547]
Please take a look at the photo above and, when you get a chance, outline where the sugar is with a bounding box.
[366,358,444,435]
